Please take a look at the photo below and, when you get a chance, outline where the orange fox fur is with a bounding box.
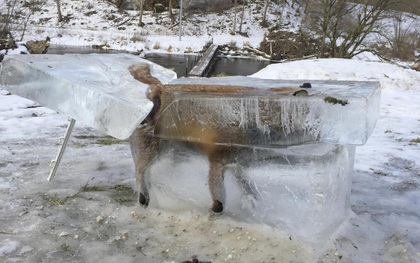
[128,64,307,213]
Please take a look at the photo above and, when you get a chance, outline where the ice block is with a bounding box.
[141,75,379,243]
[160,77,381,146]
[146,140,355,242]
[0,54,177,139]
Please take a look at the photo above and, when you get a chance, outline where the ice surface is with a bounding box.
[146,141,355,243]
[0,54,176,139]
[162,77,381,146]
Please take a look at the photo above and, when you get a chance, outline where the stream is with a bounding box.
[47,45,271,77]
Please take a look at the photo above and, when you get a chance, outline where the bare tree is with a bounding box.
[135,0,145,26]
[261,0,270,27]
[138,0,145,27]
[239,0,246,34]
[298,0,311,13]
[1,1,17,34]
[231,0,238,34]
[1,0,47,45]
[55,0,63,23]
[0,0,18,50]
[303,0,395,58]
[168,0,174,22]
[385,10,419,59]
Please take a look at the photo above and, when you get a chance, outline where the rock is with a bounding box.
[96,215,105,224]
[120,231,129,240]
[25,37,50,54]
[59,231,69,237]
[411,60,420,71]
[130,211,139,219]
[154,3,165,13]
[19,210,28,217]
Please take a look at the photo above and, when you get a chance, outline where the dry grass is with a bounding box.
[153,42,161,49]
[130,34,145,43]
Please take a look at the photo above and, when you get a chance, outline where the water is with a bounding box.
[47,45,120,54]
[212,56,271,77]
[145,53,271,77]
[144,53,200,77]
[47,45,272,77]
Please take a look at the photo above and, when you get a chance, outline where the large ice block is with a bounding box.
[142,75,377,243]
[0,54,176,139]
[160,77,381,146]
[146,141,355,243]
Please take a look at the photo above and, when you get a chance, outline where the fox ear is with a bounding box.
[128,64,161,85]
[293,90,308,96]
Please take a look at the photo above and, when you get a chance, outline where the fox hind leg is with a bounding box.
[132,152,153,207]
[207,146,232,213]
[209,161,226,213]
[232,164,259,210]
[130,127,160,207]
[135,158,151,207]
[232,164,258,199]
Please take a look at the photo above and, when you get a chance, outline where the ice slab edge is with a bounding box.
[0,54,177,139]
[162,77,381,146]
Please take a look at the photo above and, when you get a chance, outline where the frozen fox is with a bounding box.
[128,64,308,213]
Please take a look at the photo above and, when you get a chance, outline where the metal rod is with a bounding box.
[179,0,183,41]
[47,118,76,181]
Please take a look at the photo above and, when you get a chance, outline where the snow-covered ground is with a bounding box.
[1,1,420,262]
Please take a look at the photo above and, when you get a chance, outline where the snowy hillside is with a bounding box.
[11,0,302,54]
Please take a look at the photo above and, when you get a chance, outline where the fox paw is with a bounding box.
[211,200,224,213]
[139,193,149,207]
